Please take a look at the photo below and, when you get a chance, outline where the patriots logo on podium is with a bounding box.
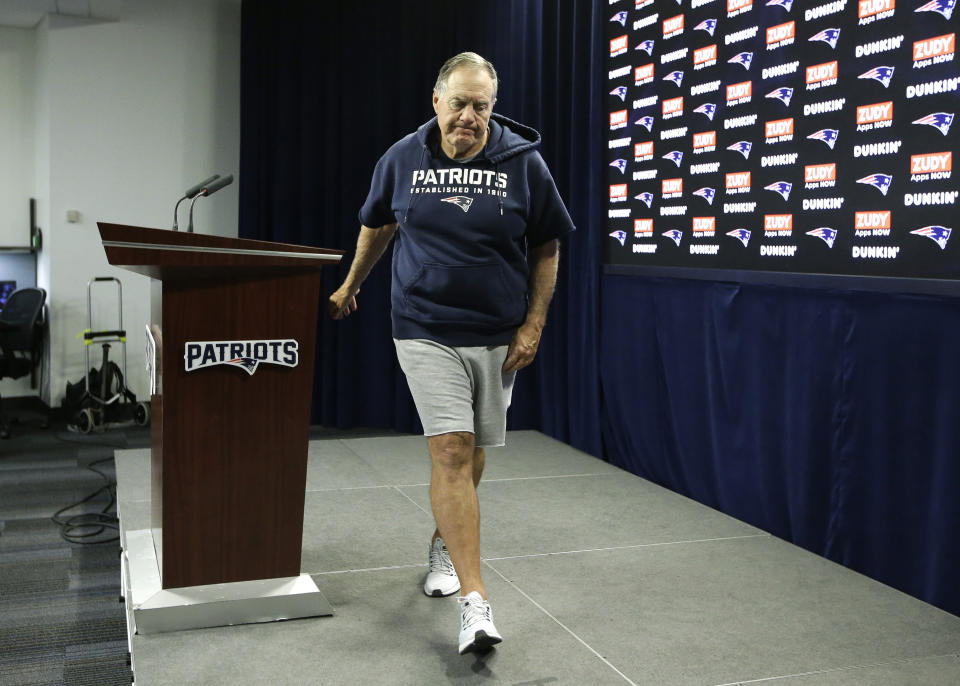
[915,0,956,19]
[807,128,839,149]
[856,174,893,196]
[694,18,717,36]
[727,141,753,159]
[693,187,716,205]
[610,86,628,101]
[636,192,654,208]
[726,228,751,247]
[662,229,683,247]
[610,159,627,174]
[694,103,717,120]
[764,181,793,201]
[858,66,895,89]
[912,112,954,136]
[766,0,793,11]
[441,196,475,212]
[663,70,684,87]
[766,87,794,107]
[910,225,952,249]
[663,150,684,167]
[610,11,628,26]
[809,28,841,49]
[185,339,299,376]
[609,230,628,246]
[728,52,753,70]
[636,39,655,55]
[806,227,837,248]
[636,115,655,131]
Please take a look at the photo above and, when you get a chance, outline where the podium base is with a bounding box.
[122,528,334,635]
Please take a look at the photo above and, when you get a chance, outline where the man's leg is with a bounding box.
[428,432,485,599]
[432,447,485,544]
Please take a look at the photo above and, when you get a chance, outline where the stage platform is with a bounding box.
[115,431,960,686]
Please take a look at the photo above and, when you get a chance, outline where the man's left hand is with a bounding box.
[502,321,543,373]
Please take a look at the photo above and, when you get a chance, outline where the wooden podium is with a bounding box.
[99,223,342,633]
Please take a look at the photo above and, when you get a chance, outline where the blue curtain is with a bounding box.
[600,273,960,617]
[239,1,604,456]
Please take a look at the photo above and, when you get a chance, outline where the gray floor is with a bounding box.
[115,431,960,686]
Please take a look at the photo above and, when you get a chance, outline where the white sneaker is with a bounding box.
[424,538,460,597]
[457,591,502,654]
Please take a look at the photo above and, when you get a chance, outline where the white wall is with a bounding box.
[0,26,35,247]
[27,0,240,406]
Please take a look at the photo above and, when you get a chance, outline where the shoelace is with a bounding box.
[429,542,456,575]
[460,597,493,631]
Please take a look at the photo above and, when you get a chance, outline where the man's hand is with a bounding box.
[502,320,543,373]
[328,285,358,320]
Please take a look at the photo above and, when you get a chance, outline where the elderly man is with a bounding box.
[329,52,574,654]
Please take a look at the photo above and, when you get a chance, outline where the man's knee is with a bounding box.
[429,432,476,471]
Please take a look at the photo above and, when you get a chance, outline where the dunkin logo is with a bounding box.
[663,14,685,38]
[766,21,796,49]
[663,96,684,118]
[610,35,629,57]
[855,210,892,229]
[610,110,628,130]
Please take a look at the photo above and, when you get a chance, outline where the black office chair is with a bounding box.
[0,287,47,439]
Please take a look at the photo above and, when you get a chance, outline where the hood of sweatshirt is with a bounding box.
[414,113,541,163]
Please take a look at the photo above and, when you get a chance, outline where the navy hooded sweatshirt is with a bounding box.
[358,113,575,347]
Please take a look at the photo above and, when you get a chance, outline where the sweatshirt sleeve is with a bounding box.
[358,153,397,229]
[524,152,576,247]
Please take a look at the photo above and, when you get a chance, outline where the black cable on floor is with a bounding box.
[51,456,120,545]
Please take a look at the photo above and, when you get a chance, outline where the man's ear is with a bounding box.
[432,90,440,115]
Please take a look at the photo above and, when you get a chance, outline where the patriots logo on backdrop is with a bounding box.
[637,192,654,207]
[663,229,683,246]
[610,159,628,173]
[766,0,793,10]
[727,141,753,159]
[858,66,895,88]
[440,196,474,212]
[912,112,954,136]
[694,18,717,36]
[766,87,794,106]
[636,115,655,131]
[764,181,793,201]
[728,52,754,70]
[726,228,751,247]
[609,230,628,246]
[663,150,684,166]
[806,227,837,248]
[610,86,628,101]
[910,225,952,249]
[610,11,628,25]
[694,103,717,120]
[856,174,893,195]
[807,128,839,149]
[664,70,684,87]
[809,28,841,49]
[694,187,716,204]
[636,39,655,55]
[915,0,956,19]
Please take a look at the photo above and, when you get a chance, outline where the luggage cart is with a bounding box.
[73,277,150,434]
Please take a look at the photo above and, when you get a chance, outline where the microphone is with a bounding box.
[173,175,220,231]
[187,174,234,233]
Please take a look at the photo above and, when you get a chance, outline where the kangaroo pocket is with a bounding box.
[401,262,525,328]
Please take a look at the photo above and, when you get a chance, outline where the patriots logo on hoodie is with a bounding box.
[856,174,892,196]
[807,128,839,149]
[441,196,475,213]
[610,11,628,26]
[764,181,792,201]
[912,112,954,136]
[766,87,793,107]
[610,86,628,101]
[727,141,752,159]
[635,116,655,131]
[609,230,628,246]
[663,150,684,167]
[858,66,894,89]
[809,28,840,49]
[806,227,837,248]
[726,228,751,247]
[766,0,793,11]
[694,103,717,120]
[636,192,654,208]
[663,70,684,87]
[662,229,683,246]
[694,18,717,36]
[610,159,628,174]
[910,226,951,249]
[693,187,716,205]
[915,0,956,19]
[728,52,753,70]
[636,39,655,55]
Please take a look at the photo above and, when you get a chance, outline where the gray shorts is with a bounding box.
[393,338,517,448]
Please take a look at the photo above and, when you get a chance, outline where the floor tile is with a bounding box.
[729,654,960,686]
[305,439,389,490]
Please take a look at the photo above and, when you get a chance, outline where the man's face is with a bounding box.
[432,68,496,160]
